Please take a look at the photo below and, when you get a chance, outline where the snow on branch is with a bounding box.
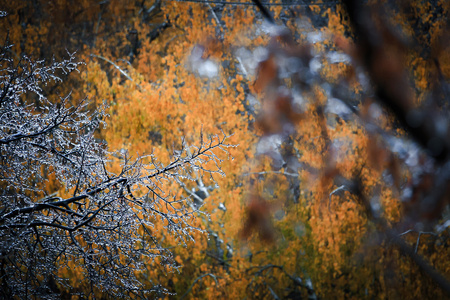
[0,41,233,299]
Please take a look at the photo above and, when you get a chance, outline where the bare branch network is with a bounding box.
[0,42,233,298]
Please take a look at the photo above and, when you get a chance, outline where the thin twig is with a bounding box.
[90,54,134,82]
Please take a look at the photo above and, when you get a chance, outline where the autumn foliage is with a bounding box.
[1,0,450,298]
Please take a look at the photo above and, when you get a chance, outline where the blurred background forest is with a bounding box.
[1,0,449,298]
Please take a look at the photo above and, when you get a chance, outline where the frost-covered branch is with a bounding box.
[0,42,233,299]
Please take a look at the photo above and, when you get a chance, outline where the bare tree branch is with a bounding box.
[0,40,233,298]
